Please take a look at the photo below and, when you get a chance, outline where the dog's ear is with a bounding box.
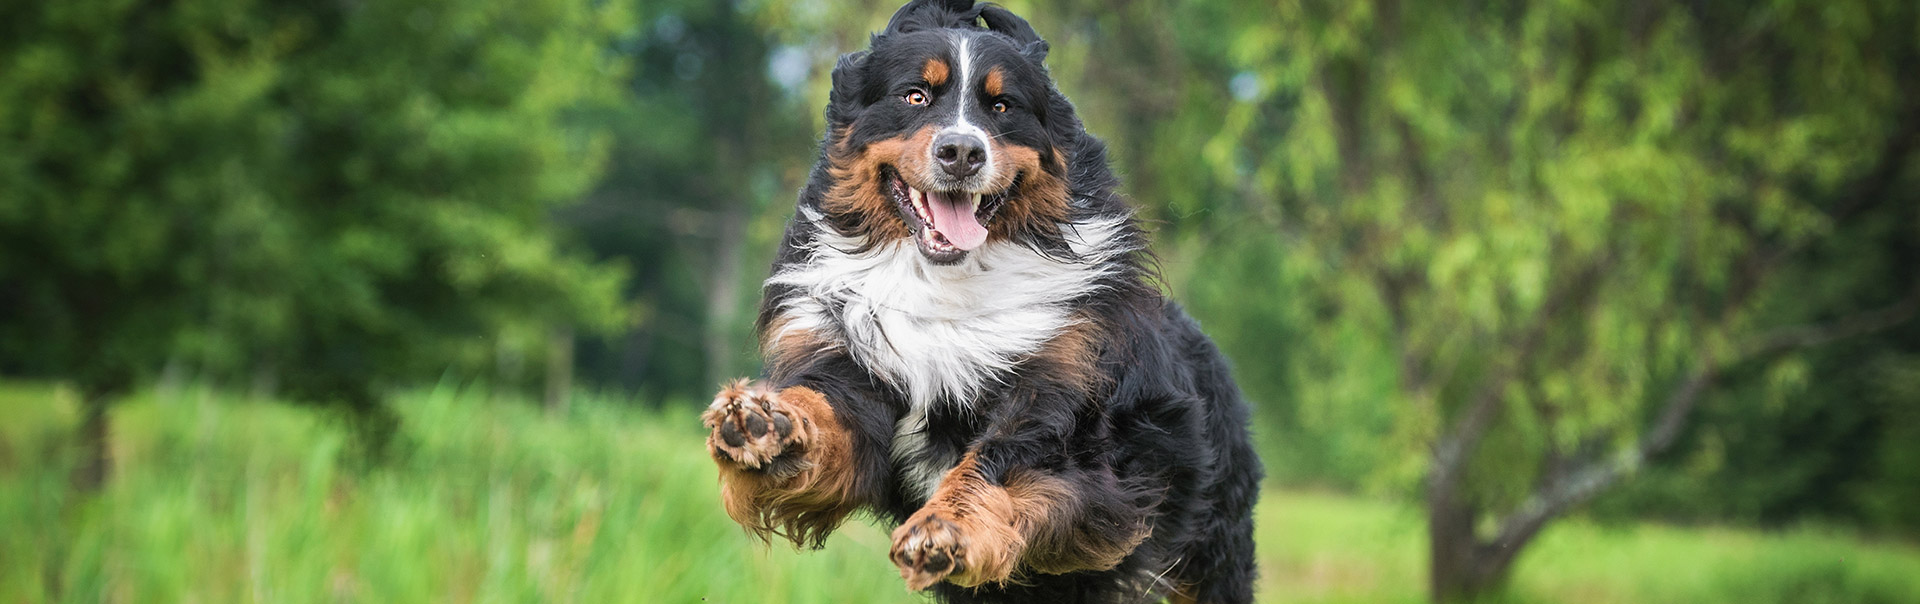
[828,50,872,122]
[977,4,1049,62]
[885,0,979,34]
[1021,40,1050,63]
[830,50,870,103]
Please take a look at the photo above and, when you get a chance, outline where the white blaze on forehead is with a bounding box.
[940,34,990,154]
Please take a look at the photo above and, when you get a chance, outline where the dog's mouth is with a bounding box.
[883,166,1012,264]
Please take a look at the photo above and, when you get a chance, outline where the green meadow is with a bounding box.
[2,381,1916,604]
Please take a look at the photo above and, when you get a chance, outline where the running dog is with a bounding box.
[703,2,1261,602]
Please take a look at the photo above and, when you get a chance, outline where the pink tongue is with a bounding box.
[926,191,988,250]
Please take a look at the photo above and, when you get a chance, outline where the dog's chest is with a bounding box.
[774,240,1100,409]
[771,239,1106,498]
[769,216,1126,498]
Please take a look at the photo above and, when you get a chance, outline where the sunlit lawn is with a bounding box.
[1,380,1915,603]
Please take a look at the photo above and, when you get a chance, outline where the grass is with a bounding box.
[1257,492,1920,604]
[2,378,1917,603]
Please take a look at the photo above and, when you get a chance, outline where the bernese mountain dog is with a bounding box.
[701,1,1262,602]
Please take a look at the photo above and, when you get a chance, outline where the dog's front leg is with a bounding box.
[888,443,1149,590]
[889,325,1149,589]
[888,451,1033,589]
[703,379,863,548]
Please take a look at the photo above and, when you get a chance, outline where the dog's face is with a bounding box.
[819,1,1073,265]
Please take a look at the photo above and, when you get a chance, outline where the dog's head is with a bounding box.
[818,0,1077,264]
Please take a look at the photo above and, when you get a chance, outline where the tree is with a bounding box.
[0,0,630,484]
[1192,0,1920,599]
[562,0,820,402]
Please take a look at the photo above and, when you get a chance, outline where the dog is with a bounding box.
[701,1,1262,602]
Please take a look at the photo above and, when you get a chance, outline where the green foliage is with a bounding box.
[0,0,632,403]
[562,1,816,397]
[1050,0,1920,533]
[1598,335,1920,533]
[1235,0,1906,467]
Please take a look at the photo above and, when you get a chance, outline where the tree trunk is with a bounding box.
[1427,469,1529,602]
[495,335,525,402]
[71,388,111,491]
[545,326,574,416]
[703,203,746,388]
[1428,483,1486,601]
[1429,517,1525,601]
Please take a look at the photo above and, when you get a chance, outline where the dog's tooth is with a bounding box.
[971,193,981,210]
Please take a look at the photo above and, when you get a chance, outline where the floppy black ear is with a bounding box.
[827,50,872,122]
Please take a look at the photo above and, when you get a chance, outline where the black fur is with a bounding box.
[749,2,1262,602]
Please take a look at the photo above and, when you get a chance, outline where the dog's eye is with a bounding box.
[905,90,928,105]
[992,101,1010,113]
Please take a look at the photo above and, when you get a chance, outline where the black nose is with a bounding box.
[933,132,987,178]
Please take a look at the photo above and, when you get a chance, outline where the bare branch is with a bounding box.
[1489,282,1920,551]
[1487,359,1714,551]
[1740,283,1920,360]
[1636,361,1719,460]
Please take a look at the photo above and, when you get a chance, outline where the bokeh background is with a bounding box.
[3,0,1919,602]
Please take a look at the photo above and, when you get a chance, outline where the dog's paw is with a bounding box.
[890,509,1019,590]
[891,512,966,590]
[702,379,806,472]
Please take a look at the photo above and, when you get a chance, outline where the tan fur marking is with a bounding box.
[984,66,1005,97]
[1167,589,1201,604]
[824,122,1071,249]
[891,452,1145,589]
[706,383,859,548]
[760,315,835,380]
[892,454,1025,589]
[983,142,1072,242]
[1028,319,1108,396]
[1004,469,1127,575]
[923,58,950,86]
[824,125,938,242]
[1009,467,1148,575]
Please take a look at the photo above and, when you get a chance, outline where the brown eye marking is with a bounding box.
[905,90,929,105]
[983,67,1005,97]
[923,59,949,87]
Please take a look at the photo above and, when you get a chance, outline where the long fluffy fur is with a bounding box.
[708,2,1263,602]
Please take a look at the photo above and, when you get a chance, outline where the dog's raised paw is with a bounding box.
[891,513,967,590]
[702,380,806,472]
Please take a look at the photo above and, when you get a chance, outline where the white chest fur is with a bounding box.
[767,211,1129,496]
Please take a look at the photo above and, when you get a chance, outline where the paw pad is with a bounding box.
[703,382,805,471]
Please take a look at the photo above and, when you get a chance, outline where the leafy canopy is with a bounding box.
[0,0,633,405]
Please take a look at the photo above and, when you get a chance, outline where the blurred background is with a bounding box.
[2,0,1918,602]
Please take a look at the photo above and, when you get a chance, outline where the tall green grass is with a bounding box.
[1,380,1916,603]
[0,382,916,604]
